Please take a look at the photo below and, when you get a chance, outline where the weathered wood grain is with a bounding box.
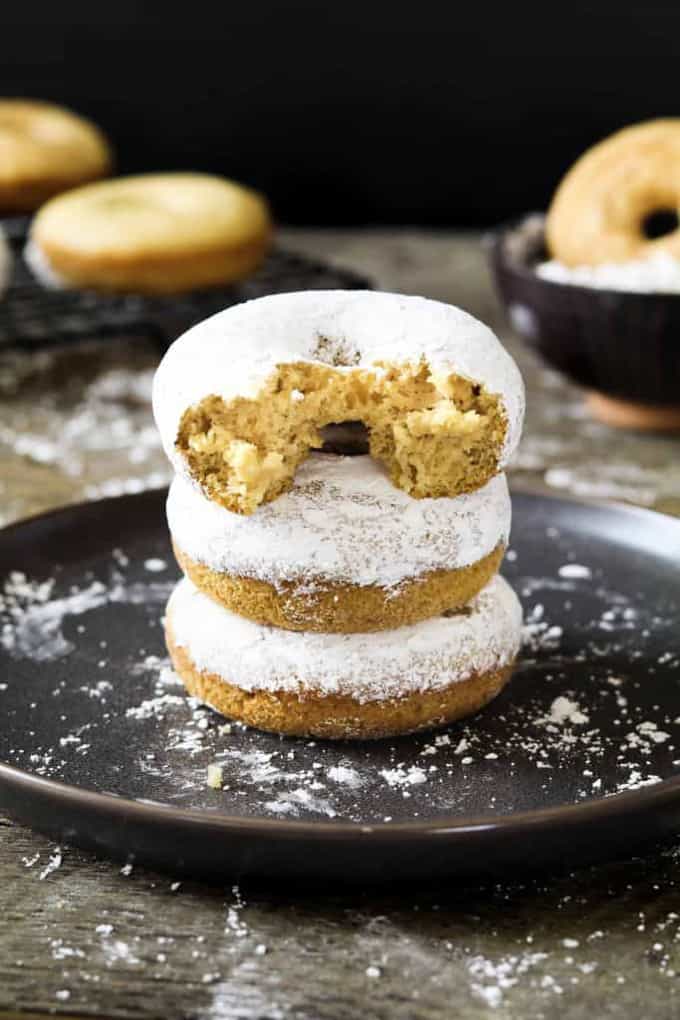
[2,812,680,1019]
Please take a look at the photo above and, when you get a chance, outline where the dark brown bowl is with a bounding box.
[487,214,680,417]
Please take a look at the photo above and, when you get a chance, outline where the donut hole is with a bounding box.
[319,421,369,456]
[177,362,507,514]
[641,208,679,240]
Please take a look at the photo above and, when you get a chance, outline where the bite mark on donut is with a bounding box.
[177,361,507,514]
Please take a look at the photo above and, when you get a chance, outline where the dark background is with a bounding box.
[3,2,679,225]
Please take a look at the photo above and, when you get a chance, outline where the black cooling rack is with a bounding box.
[0,217,371,350]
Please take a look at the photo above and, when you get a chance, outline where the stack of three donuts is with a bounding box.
[154,290,526,739]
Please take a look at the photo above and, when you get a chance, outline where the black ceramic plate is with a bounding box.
[487,214,680,406]
[0,489,679,882]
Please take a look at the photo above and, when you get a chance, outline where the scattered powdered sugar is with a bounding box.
[558,564,592,580]
[39,847,63,881]
[521,603,563,653]
[0,341,171,527]
[380,766,428,788]
[1,541,678,823]
[0,569,174,662]
[144,558,167,573]
[468,950,550,1008]
[539,697,590,727]
[1,574,110,660]
[265,788,338,818]
[126,694,186,720]
[327,765,363,789]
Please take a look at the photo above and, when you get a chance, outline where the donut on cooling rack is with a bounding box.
[0,99,112,213]
[25,172,272,295]
[167,454,511,633]
[165,573,522,739]
[153,290,524,514]
[546,119,680,267]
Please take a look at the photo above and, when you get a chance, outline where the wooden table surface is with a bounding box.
[1,230,680,1020]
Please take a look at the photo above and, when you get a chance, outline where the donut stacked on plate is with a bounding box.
[153,290,526,739]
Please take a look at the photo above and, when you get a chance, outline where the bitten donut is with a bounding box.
[0,99,111,213]
[165,574,523,739]
[26,172,272,295]
[168,454,511,633]
[546,119,680,267]
[153,290,524,514]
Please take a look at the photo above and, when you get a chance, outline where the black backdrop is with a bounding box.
[3,2,679,225]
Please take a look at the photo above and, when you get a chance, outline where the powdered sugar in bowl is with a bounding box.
[487,213,680,430]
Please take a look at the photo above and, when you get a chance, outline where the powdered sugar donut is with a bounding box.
[153,290,524,514]
[168,454,511,632]
[165,573,523,739]
[0,226,12,298]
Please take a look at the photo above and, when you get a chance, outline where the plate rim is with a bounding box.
[2,758,680,841]
[1,485,680,842]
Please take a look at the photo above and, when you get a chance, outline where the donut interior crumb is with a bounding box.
[177,361,506,514]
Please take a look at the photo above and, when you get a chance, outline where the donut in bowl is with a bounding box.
[167,455,511,633]
[153,290,525,514]
[165,573,523,740]
[0,99,112,213]
[26,172,272,295]
[546,119,680,267]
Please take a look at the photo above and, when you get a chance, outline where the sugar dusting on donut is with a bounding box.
[153,290,525,513]
[166,574,523,703]
[24,238,68,289]
[167,455,511,589]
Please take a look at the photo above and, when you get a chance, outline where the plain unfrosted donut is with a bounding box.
[28,172,272,295]
[0,99,112,213]
[153,290,524,514]
[547,119,680,267]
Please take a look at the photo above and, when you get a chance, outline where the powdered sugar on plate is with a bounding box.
[0,515,678,824]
